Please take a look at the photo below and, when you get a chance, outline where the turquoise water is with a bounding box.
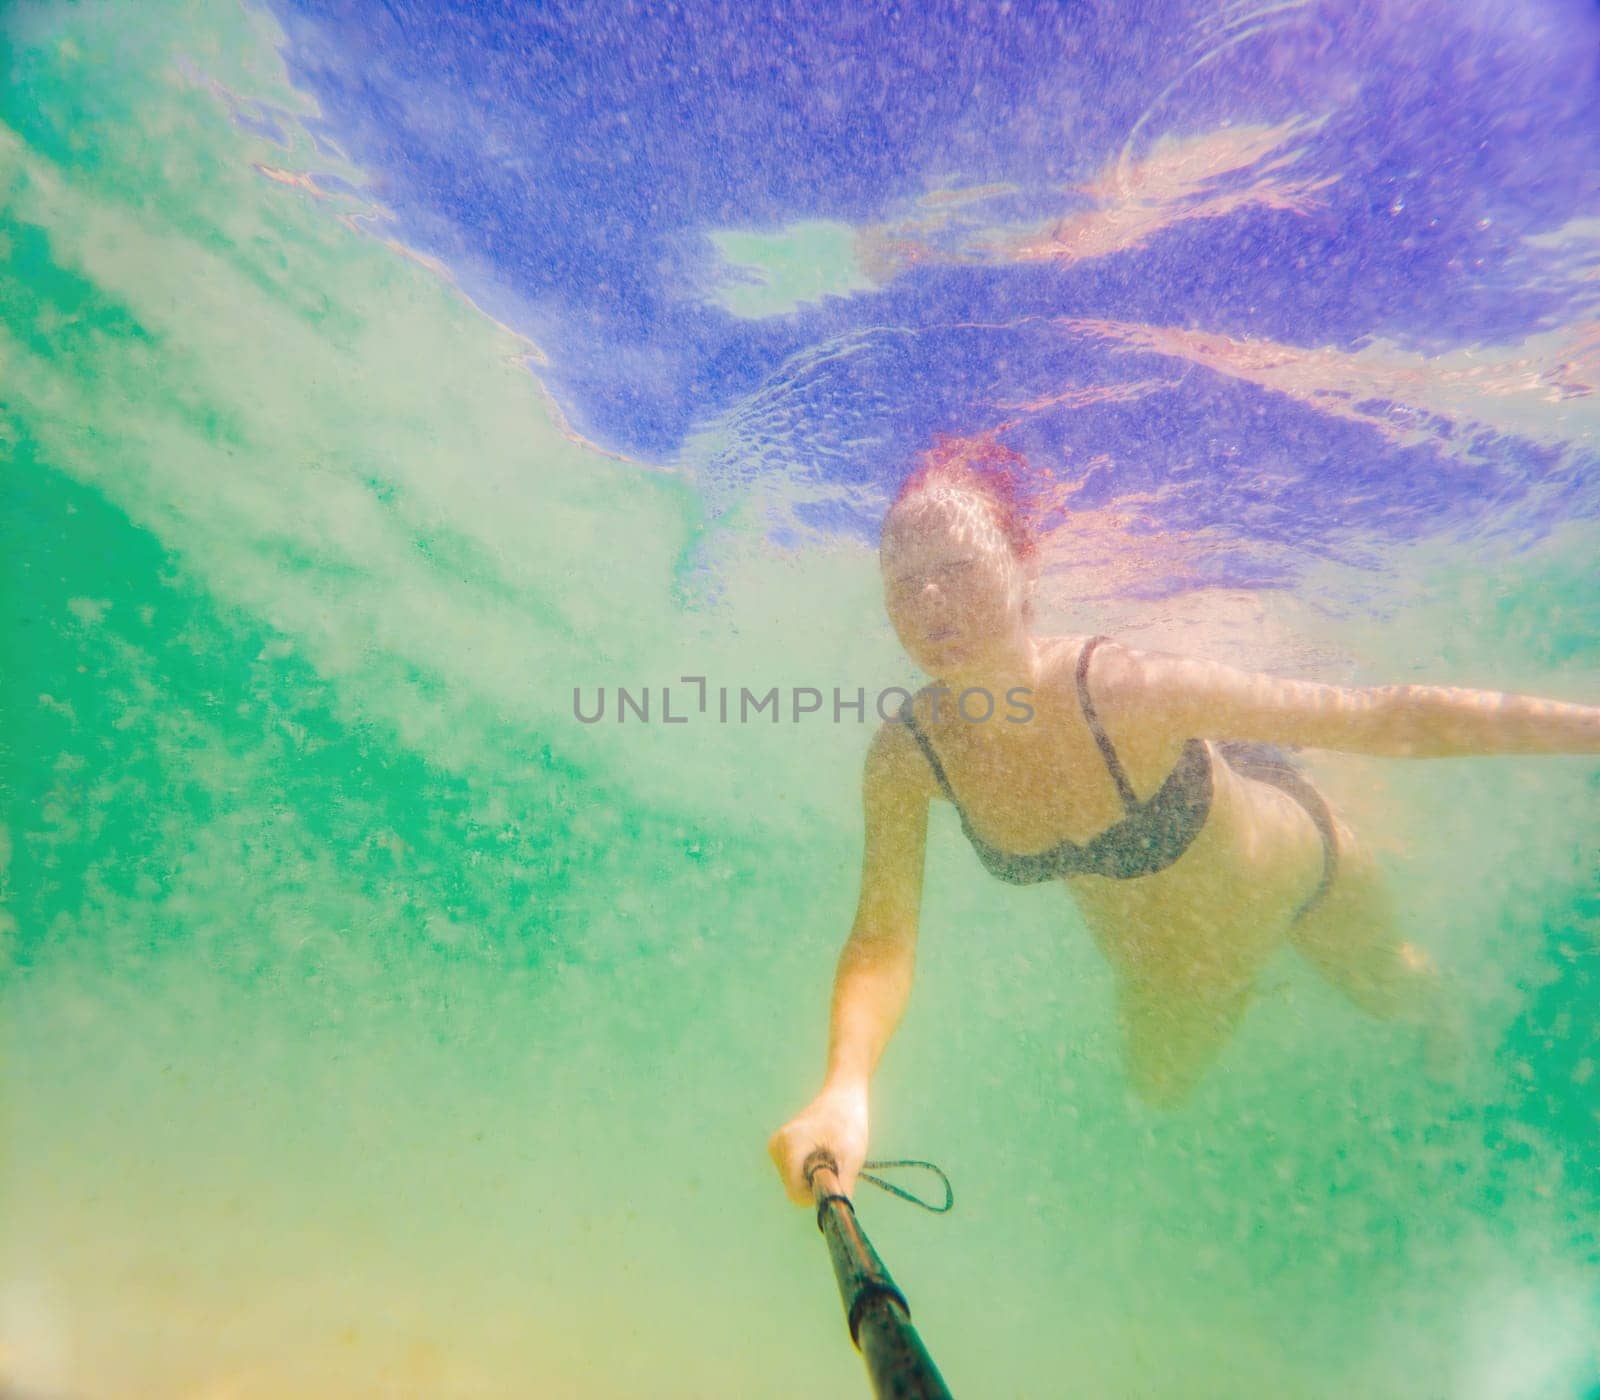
[2,3,1597,1396]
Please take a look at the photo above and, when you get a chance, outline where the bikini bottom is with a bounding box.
[1215,741,1340,923]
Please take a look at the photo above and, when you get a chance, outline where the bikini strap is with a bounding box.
[1075,636,1139,812]
[897,697,962,812]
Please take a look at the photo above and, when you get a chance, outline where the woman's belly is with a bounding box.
[1064,754,1328,987]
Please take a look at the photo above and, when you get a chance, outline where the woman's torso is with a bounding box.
[901,635,1328,987]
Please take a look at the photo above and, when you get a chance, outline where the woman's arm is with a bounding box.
[823,722,932,1090]
[1120,645,1600,757]
[767,721,931,1204]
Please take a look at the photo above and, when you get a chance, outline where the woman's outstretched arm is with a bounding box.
[767,720,931,1205]
[1114,645,1600,757]
[825,723,933,1085]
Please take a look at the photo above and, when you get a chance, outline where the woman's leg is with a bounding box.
[1116,976,1255,1108]
[1288,832,1466,1082]
[1118,833,1451,1105]
[1286,830,1442,1024]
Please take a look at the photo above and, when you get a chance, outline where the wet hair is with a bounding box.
[887,435,1038,565]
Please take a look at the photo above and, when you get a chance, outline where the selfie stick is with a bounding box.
[802,1148,955,1400]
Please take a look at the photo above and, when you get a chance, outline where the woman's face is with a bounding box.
[880,496,1026,674]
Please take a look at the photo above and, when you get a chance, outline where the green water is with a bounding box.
[2,3,1596,1396]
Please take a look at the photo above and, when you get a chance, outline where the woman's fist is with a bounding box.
[767,1084,869,1206]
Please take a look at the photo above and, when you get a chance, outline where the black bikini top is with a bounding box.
[898,636,1213,885]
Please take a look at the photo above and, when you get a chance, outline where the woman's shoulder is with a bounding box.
[865,711,940,801]
[1035,633,1096,688]
[1036,633,1171,718]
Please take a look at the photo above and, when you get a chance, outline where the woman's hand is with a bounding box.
[767,1083,869,1206]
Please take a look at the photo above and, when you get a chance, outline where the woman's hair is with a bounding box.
[888,435,1038,565]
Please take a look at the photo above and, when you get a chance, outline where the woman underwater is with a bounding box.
[768,438,1600,1206]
